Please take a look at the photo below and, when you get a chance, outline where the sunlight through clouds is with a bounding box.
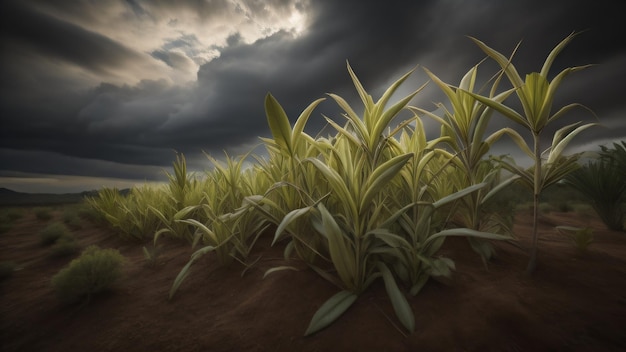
[1,0,623,193]
[25,0,311,85]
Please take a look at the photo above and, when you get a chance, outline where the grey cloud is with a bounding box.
[1,0,625,192]
[0,1,146,76]
[151,49,195,70]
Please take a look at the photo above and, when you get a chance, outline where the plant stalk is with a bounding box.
[526,132,541,274]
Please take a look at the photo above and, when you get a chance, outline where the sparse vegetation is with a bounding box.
[39,222,71,246]
[62,208,82,229]
[565,142,626,231]
[51,245,126,305]
[34,207,53,221]
[49,235,79,258]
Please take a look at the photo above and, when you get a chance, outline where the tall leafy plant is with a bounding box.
[464,31,597,273]
[413,65,521,263]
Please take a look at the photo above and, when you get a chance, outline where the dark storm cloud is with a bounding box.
[0,1,145,76]
[1,0,625,193]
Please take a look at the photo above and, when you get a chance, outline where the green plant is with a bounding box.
[414,65,520,249]
[51,245,125,305]
[34,207,52,221]
[465,31,597,273]
[600,141,626,179]
[557,226,593,251]
[49,236,79,258]
[1,207,23,222]
[40,222,71,246]
[79,200,105,223]
[142,245,163,267]
[263,63,510,336]
[150,155,206,244]
[62,208,82,229]
[565,143,626,231]
[0,261,17,281]
[168,152,269,298]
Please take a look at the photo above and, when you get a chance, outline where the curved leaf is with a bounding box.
[304,290,358,336]
[265,93,293,155]
[378,262,415,333]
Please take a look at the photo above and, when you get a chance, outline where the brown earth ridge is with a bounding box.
[1,207,625,351]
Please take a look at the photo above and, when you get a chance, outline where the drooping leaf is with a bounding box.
[378,262,415,333]
[304,290,358,336]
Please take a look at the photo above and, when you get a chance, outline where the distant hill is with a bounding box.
[0,188,128,206]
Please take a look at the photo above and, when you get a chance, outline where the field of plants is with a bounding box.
[1,32,625,351]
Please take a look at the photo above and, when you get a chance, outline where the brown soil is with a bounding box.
[1,207,625,352]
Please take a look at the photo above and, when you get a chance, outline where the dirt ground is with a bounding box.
[1,206,625,352]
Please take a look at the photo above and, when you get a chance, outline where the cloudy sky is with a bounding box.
[1,0,624,193]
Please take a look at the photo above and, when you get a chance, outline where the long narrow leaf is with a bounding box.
[378,262,415,332]
[304,290,358,336]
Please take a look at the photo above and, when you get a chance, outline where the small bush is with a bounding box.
[2,208,24,221]
[34,207,53,221]
[49,236,79,258]
[62,209,82,229]
[0,261,17,281]
[51,245,126,304]
[0,208,23,234]
[40,222,70,246]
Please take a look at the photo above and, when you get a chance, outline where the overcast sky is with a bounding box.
[1,0,624,193]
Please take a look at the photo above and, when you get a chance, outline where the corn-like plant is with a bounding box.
[264,64,423,335]
[464,31,597,273]
[151,154,206,243]
[269,63,512,336]
[86,185,167,241]
[413,64,521,263]
[256,93,330,264]
[168,153,269,299]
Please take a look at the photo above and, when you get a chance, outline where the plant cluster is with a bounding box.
[39,222,79,257]
[39,222,71,246]
[89,33,596,335]
[565,141,626,231]
[0,208,23,234]
[34,207,52,221]
[51,245,126,305]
